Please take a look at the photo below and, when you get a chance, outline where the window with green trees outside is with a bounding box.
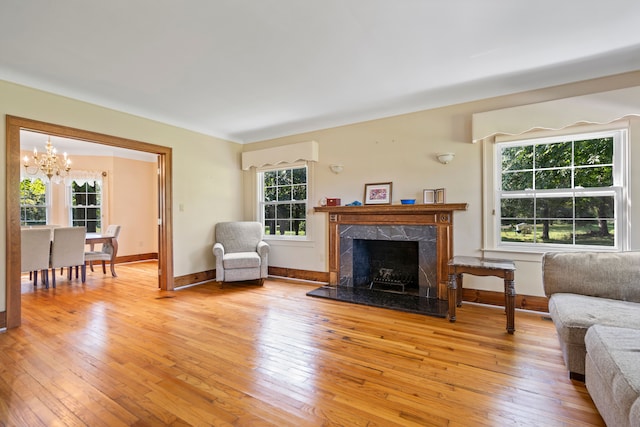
[20,178,48,226]
[259,165,307,238]
[70,180,102,233]
[497,129,626,249]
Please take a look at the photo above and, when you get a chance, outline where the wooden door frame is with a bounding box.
[5,115,174,328]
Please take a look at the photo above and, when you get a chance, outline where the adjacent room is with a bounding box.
[2,2,640,425]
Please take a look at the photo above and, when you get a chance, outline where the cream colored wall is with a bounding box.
[243,72,640,298]
[2,80,244,312]
[111,157,158,256]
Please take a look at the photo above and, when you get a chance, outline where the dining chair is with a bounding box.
[85,225,121,276]
[21,228,52,288]
[28,224,60,237]
[50,226,86,287]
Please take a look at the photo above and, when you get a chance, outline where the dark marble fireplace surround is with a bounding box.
[339,224,437,298]
[308,203,467,317]
[307,223,448,318]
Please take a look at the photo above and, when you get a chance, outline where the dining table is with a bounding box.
[85,232,119,277]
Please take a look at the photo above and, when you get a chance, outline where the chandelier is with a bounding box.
[23,137,72,183]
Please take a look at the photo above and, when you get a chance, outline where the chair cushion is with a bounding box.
[223,252,261,269]
[84,251,112,261]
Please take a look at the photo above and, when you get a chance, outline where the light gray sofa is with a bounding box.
[543,251,640,426]
[542,251,640,378]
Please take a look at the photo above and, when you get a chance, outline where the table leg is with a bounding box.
[456,273,463,307]
[504,273,516,334]
[448,273,457,322]
[109,238,119,277]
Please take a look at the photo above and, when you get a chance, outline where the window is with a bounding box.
[20,178,48,226]
[497,129,627,250]
[70,180,102,232]
[258,164,308,239]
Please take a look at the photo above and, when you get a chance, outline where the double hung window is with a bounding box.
[20,177,48,226]
[70,180,102,232]
[258,164,308,239]
[497,129,627,250]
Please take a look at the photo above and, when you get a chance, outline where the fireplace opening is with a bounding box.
[352,239,419,294]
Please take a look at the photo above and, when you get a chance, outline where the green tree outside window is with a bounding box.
[261,166,307,237]
[499,133,621,248]
[20,178,47,226]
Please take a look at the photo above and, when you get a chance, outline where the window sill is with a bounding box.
[263,237,315,247]
[483,245,621,262]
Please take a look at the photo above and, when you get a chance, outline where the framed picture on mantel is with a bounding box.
[364,182,392,205]
[423,189,435,204]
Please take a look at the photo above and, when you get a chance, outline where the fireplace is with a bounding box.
[339,224,437,297]
[314,203,468,300]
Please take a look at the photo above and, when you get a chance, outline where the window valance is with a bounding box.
[19,169,104,185]
[472,86,640,143]
[241,140,318,170]
[64,169,104,186]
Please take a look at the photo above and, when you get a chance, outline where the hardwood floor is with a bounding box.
[1,262,603,426]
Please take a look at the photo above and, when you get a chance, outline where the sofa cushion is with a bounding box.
[585,325,640,427]
[543,251,640,302]
[223,252,261,270]
[549,293,640,347]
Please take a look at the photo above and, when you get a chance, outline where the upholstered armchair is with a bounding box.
[213,221,269,285]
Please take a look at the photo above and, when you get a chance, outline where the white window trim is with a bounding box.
[483,123,630,253]
[68,178,103,231]
[257,161,313,241]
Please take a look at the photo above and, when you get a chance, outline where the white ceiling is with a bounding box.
[2,1,640,144]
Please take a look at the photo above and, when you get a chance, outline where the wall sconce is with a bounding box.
[329,164,344,174]
[436,153,455,164]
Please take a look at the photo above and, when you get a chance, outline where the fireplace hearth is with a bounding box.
[306,285,449,317]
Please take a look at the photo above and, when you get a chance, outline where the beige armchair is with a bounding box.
[21,228,52,288]
[213,221,269,285]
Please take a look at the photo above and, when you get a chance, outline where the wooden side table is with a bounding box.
[447,256,516,334]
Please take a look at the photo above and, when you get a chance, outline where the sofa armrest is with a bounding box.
[213,243,225,281]
[543,251,640,302]
[257,241,269,278]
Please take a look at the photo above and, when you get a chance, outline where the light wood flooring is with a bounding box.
[0,261,604,426]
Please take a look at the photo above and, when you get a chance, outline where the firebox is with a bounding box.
[339,224,438,298]
[352,240,419,294]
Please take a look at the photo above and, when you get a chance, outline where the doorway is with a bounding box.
[6,115,174,328]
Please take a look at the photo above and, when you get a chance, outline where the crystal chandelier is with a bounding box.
[23,137,72,183]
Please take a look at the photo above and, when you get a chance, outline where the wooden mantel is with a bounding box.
[314,203,468,299]
[314,203,468,216]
